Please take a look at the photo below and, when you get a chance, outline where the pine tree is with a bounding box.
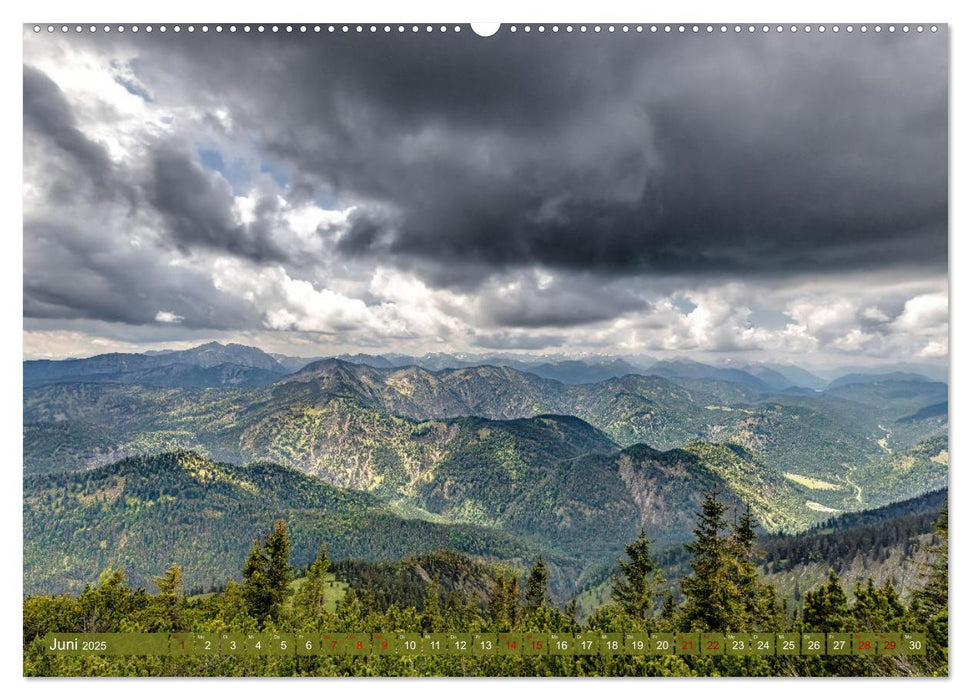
[506,575,520,627]
[335,587,363,630]
[487,574,508,629]
[729,503,780,630]
[443,591,466,629]
[241,538,273,627]
[293,544,332,626]
[611,529,664,624]
[79,568,131,633]
[733,503,756,554]
[264,519,293,622]
[562,599,580,633]
[909,507,948,674]
[421,576,444,632]
[524,558,549,613]
[659,593,678,627]
[851,578,905,631]
[149,562,183,631]
[680,490,745,631]
[802,570,848,632]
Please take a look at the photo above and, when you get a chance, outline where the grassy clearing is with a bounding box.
[805,501,840,514]
[784,473,840,490]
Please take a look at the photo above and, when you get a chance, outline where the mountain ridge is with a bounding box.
[23,450,551,596]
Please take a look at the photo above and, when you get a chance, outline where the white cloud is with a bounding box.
[231,191,355,257]
[212,260,373,334]
[893,293,948,332]
[918,339,948,358]
[599,278,948,365]
[784,299,860,342]
[154,310,184,324]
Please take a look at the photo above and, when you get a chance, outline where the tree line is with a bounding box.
[23,490,947,677]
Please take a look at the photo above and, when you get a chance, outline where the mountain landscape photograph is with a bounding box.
[21,22,948,678]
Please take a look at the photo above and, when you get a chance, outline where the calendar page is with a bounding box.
[21,19,948,679]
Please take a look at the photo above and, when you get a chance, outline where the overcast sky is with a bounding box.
[22,26,948,367]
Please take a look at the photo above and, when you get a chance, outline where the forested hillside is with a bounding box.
[23,443,817,596]
[23,496,948,677]
[24,452,546,596]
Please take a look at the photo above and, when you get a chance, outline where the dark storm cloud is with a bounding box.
[22,60,303,332]
[147,145,291,263]
[23,62,301,268]
[478,274,649,328]
[23,65,128,202]
[23,218,261,330]
[90,29,947,285]
[21,28,949,362]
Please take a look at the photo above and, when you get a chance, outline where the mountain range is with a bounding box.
[22,342,948,597]
[23,342,286,388]
[28,341,942,391]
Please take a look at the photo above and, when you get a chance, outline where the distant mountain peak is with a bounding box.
[22,341,286,388]
[828,371,933,389]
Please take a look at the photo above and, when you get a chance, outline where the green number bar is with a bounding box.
[876,633,901,657]
[625,632,651,655]
[472,633,496,656]
[41,631,928,656]
[802,632,825,656]
[447,633,473,656]
[852,632,877,656]
[575,632,599,655]
[296,632,320,656]
[372,632,396,656]
[725,632,750,656]
[676,632,700,656]
[750,632,774,656]
[901,632,926,655]
[397,633,423,655]
[497,632,523,656]
[827,633,852,656]
[701,632,725,656]
[549,632,573,655]
[776,633,800,656]
[651,633,675,655]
